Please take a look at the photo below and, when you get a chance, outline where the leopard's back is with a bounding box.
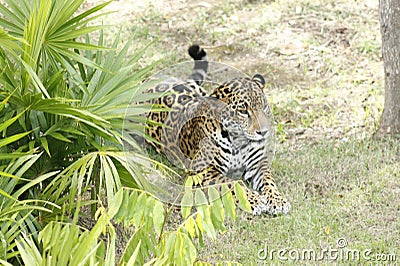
[145,45,208,146]
[144,45,290,216]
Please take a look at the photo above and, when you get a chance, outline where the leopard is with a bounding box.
[145,45,290,215]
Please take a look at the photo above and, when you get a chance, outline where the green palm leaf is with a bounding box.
[0,0,217,264]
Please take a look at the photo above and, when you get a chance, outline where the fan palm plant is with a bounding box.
[0,0,159,262]
[0,0,239,264]
[0,0,157,206]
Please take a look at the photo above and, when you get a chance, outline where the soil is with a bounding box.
[85,0,383,143]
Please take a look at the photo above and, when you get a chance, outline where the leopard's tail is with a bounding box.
[188,45,208,85]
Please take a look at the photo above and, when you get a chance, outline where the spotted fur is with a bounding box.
[146,45,290,215]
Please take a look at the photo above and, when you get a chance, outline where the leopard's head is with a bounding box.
[211,74,273,141]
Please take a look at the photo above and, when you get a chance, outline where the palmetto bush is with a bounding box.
[0,0,243,265]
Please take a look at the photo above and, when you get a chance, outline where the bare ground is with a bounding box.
[86,0,383,144]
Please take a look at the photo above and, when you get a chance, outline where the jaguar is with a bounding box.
[145,45,290,215]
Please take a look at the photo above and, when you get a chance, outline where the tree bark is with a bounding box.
[378,0,400,136]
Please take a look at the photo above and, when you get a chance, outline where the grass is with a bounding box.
[84,0,399,264]
[200,138,399,264]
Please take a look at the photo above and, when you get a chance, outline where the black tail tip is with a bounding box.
[188,45,207,60]
[252,74,265,87]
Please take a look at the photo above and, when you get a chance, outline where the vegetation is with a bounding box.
[0,0,244,264]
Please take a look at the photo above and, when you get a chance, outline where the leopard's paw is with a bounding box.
[253,195,291,216]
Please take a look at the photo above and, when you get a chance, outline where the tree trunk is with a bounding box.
[378,0,400,137]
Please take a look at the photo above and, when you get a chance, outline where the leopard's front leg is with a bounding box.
[257,172,291,215]
[245,161,291,215]
[190,166,284,215]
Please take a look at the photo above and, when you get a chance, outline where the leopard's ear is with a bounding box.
[252,74,265,89]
